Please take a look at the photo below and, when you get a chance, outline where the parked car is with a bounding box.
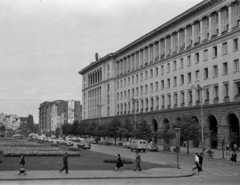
[66,141,73,146]
[77,141,91,149]
[129,140,148,152]
[147,143,158,152]
[123,142,130,148]
[56,139,65,145]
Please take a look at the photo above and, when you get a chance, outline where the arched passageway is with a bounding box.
[207,115,218,149]
[227,114,239,148]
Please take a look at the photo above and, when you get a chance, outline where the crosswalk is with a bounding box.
[197,170,240,177]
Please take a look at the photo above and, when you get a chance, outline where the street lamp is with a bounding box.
[97,104,104,143]
[191,84,212,155]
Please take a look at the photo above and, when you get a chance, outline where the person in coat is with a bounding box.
[230,150,237,165]
[134,151,142,171]
[115,154,123,171]
[19,155,26,175]
[199,153,203,171]
[60,152,68,173]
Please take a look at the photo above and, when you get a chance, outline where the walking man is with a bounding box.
[134,151,142,171]
[192,153,201,172]
[199,153,203,171]
[60,152,68,174]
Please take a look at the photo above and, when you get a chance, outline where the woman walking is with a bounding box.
[115,154,123,171]
[230,150,237,165]
[18,155,26,175]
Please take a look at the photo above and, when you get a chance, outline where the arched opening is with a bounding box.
[207,115,218,149]
[227,114,239,148]
[152,119,158,143]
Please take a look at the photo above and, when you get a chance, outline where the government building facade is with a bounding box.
[79,0,240,149]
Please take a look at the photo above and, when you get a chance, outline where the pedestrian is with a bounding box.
[199,153,203,171]
[18,155,26,175]
[233,143,238,152]
[115,154,123,171]
[192,153,201,172]
[206,148,214,161]
[60,152,68,174]
[226,144,230,156]
[230,150,237,165]
[134,151,142,171]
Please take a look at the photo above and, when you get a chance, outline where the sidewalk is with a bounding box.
[158,144,239,162]
[0,168,194,181]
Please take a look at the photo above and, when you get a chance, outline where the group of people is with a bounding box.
[115,151,142,172]
[192,153,203,172]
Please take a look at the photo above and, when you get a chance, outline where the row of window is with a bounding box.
[116,59,239,99]
[117,39,239,89]
[117,81,240,114]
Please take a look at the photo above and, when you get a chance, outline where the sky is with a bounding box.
[0,0,202,123]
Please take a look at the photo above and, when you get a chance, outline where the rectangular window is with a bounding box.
[168,94,171,106]
[181,91,185,104]
[173,77,177,87]
[155,82,158,91]
[223,62,228,74]
[150,69,153,78]
[145,85,148,93]
[155,67,158,76]
[203,49,208,61]
[233,38,238,51]
[167,63,170,73]
[124,79,126,86]
[120,80,122,88]
[187,55,191,66]
[234,59,239,71]
[128,77,130,85]
[195,70,200,81]
[222,42,228,55]
[235,82,240,96]
[188,73,191,83]
[161,65,164,75]
[132,89,134,97]
[188,90,192,103]
[141,86,143,95]
[128,90,130,99]
[117,81,119,89]
[195,52,200,63]
[205,89,210,100]
[136,87,139,96]
[174,93,178,105]
[173,61,176,71]
[167,78,170,88]
[132,76,134,84]
[180,58,184,68]
[124,91,126,99]
[162,95,165,106]
[145,71,148,80]
[214,85,219,99]
[136,74,138,83]
[161,80,164,89]
[181,75,184,85]
[117,93,119,100]
[224,83,229,97]
[121,92,122,99]
[213,65,218,77]
[204,68,208,79]
[213,46,217,57]
[150,83,153,92]
[141,73,143,81]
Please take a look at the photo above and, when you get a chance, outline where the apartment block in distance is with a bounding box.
[79,0,240,149]
[39,100,82,133]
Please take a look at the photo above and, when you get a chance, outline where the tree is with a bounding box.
[55,127,61,138]
[106,118,122,145]
[61,123,72,135]
[86,121,98,136]
[96,124,107,139]
[71,120,79,135]
[121,119,134,140]
[0,124,6,135]
[174,115,201,154]
[158,122,175,150]
[135,120,152,140]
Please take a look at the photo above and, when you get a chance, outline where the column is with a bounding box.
[158,40,161,59]
[123,58,125,73]
[164,38,167,57]
[170,34,173,55]
[200,18,203,43]
[208,14,212,39]
[218,9,222,36]
[177,30,180,52]
[184,27,188,49]
[191,23,195,46]
[228,4,232,32]
[153,43,156,62]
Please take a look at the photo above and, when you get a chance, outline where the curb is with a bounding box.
[0,172,195,181]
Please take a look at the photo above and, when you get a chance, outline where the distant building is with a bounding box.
[19,115,34,134]
[39,100,82,133]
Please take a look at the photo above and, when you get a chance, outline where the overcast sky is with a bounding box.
[0,0,202,123]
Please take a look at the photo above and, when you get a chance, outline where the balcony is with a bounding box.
[224,96,230,103]
[204,99,209,105]
[196,100,201,106]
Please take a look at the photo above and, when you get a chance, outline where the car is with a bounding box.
[56,139,65,145]
[129,140,148,152]
[66,141,73,146]
[147,143,158,152]
[77,141,91,149]
[123,142,130,148]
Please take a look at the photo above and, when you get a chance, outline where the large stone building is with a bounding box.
[39,100,82,133]
[79,0,240,149]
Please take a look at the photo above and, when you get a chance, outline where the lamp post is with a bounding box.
[97,104,104,143]
[175,128,181,169]
[191,84,212,155]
